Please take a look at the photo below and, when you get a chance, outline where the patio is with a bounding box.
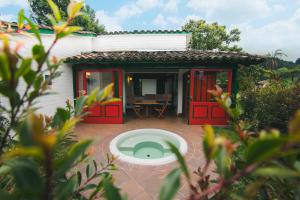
[75,116,216,200]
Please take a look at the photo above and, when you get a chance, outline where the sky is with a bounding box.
[0,0,299,61]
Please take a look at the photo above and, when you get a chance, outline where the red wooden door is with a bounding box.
[189,69,232,125]
[76,69,123,124]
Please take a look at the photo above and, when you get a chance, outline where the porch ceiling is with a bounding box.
[65,50,265,66]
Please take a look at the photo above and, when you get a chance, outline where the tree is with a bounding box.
[296,58,300,65]
[182,19,242,52]
[29,0,105,34]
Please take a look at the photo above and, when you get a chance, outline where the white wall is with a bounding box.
[177,69,189,114]
[92,34,188,51]
[1,33,94,116]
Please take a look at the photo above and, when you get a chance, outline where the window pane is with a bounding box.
[86,72,112,94]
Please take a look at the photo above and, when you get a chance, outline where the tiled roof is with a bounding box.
[99,30,191,35]
[65,50,265,65]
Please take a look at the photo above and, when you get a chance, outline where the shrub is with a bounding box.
[159,86,300,200]
[241,82,300,133]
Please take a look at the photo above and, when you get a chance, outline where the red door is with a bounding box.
[189,69,232,125]
[76,69,123,124]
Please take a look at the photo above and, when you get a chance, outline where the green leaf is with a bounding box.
[18,120,35,147]
[67,1,84,19]
[0,81,13,97]
[203,125,215,159]
[86,87,99,106]
[75,95,87,116]
[56,26,82,39]
[0,54,11,81]
[77,171,82,186]
[215,146,231,178]
[32,44,45,64]
[17,9,25,29]
[159,168,181,200]
[23,16,41,43]
[33,75,43,90]
[246,138,283,164]
[56,175,77,200]
[93,160,98,172]
[47,14,57,26]
[86,164,91,179]
[166,141,190,180]
[52,108,71,128]
[254,167,300,178]
[15,58,32,79]
[23,69,36,85]
[83,183,97,191]
[103,178,122,200]
[5,158,44,194]
[47,0,61,21]
[55,140,92,176]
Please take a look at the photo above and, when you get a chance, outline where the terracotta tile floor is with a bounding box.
[75,116,215,199]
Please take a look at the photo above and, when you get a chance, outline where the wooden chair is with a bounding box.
[154,95,169,118]
[127,97,144,119]
[144,94,156,101]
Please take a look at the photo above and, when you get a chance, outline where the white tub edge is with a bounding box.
[109,128,188,166]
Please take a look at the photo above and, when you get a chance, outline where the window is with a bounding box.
[86,71,112,94]
[193,70,230,102]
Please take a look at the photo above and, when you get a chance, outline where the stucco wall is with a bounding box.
[1,33,94,116]
[92,34,188,51]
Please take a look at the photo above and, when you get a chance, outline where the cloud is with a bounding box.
[96,0,161,31]
[152,14,184,28]
[115,0,161,20]
[0,14,15,21]
[239,8,300,61]
[96,11,123,31]
[187,0,271,23]
[163,0,179,13]
[272,4,286,13]
[153,14,167,26]
[0,0,28,8]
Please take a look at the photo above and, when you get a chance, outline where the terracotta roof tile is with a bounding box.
[65,50,265,65]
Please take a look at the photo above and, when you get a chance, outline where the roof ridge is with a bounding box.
[99,30,192,35]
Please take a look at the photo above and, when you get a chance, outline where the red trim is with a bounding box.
[83,71,87,95]
[75,68,123,124]
[189,69,232,125]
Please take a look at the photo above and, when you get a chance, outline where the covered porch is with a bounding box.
[66,50,264,125]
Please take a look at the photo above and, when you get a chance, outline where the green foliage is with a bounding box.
[241,83,300,133]
[160,86,300,200]
[0,2,121,199]
[182,19,242,51]
[29,0,105,34]
[159,168,181,200]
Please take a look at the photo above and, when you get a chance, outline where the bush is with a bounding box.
[241,83,300,133]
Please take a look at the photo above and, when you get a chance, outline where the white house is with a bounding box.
[1,27,264,125]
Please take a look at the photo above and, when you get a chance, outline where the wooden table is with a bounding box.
[134,101,161,117]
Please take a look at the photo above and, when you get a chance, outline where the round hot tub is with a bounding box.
[109,129,188,165]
